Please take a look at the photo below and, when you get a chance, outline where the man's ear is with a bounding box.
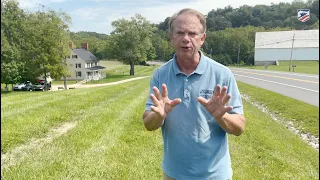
[169,32,173,43]
[201,33,206,41]
[200,33,206,45]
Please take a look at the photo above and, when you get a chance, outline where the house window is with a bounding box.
[87,63,91,68]
[95,62,98,66]
[77,71,82,77]
[72,55,78,58]
[75,63,81,68]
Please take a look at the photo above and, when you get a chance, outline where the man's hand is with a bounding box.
[197,84,233,121]
[150,84,182,120]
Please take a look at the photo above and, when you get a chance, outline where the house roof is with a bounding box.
[86,66,106,70]
[255,30,319,49]
[73,48,97,61]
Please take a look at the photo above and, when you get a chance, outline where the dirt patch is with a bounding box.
[241,94,319,150]
[1,122,77,171]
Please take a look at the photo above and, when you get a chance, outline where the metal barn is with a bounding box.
[254,30,319,65]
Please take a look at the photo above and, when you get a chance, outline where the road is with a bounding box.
[229,68,319,107]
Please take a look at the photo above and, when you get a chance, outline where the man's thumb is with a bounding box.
[197,97,207,106]
[170,98,182,107]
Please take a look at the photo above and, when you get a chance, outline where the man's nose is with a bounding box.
[181,34,191,43]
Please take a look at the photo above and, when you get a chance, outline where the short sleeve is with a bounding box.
[225,73,244,115]
[145,68,160,111]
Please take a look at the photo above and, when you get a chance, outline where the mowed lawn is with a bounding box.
[1,69,318,179]
[230,60,319,75]
[84,60,159,84]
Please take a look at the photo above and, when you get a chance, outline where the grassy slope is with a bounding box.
[237,81,319,136]
[85,63,158,84]
[1,78,318,179]
[230,60,319,75]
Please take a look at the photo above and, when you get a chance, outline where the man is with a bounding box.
[143,8,246,180]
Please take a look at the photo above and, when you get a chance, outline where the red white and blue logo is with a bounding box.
[297,9,310,22]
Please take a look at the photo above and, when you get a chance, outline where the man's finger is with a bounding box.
[170,98,182,107]
[220,86,228,99]
[162,84,168,98]
[213,84,221,97]
[150,105,159,113]
[224,106,233,113]
[197,96,208,107]
[150,93,160,106]
[152,86,162,100]
[223,93,231,105]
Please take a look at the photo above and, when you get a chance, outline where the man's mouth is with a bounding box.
[181,46,191,50]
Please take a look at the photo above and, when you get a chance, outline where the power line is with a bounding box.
[255,38,319,48]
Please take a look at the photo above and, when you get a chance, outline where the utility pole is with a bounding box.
[289,33,295,71]
[237,43,241,66]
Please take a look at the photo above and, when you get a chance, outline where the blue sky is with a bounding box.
[17,0,298,35]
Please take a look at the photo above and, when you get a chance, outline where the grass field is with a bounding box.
[51,80,78,85]
[85,61,158,84]
[1,74,318,179]
[230,60,319,75]
[237,81,319,137]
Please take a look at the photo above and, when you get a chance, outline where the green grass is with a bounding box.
[230,100,318,179]
[1,78,318,179]
[1,83,13,91]
[99,60,124,71]
[230,60,319,75]
[51,80,78,85]
[237,81,319,136]
[85,64,158,84]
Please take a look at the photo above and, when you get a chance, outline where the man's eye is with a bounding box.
[177,32,184,35]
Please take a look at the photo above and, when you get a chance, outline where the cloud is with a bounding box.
[17,0,66,9]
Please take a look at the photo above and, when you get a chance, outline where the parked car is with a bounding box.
[21,82,34,91]
[13,81,32,91]
[33,83,51,91]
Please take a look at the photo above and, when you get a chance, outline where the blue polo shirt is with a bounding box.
[145,51,243,180]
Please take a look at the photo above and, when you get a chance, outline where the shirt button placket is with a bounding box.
[183,78,190,107]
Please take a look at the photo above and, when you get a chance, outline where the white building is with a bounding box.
[65,43,106,81]
[254,29,319,65]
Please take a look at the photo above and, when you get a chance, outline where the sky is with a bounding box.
[17,0,298,35]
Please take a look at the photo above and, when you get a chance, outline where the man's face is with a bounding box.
[169,13,206,60]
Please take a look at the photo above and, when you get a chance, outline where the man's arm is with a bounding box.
[198,84,246,136]
[215,113,245,136]
[142,110,164,131]
[143,84,181,131]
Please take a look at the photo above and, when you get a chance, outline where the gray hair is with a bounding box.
[168,8,206,33]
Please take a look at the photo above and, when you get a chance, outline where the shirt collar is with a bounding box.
[172,50,207,75]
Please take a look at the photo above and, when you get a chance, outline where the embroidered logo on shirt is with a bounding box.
[199,89,214,99]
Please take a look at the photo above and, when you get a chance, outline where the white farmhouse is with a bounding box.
[65,43,106,81]
[254,29,319,65]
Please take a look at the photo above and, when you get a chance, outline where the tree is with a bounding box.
[110,14,155,75]
[1,0,28,87]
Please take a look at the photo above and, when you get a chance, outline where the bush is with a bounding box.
[212,54,233,66]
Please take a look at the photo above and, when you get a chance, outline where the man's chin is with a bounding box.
[177,51,194,58]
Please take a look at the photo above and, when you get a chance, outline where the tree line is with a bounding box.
[1,0,319,87]
[76,0,319,67]
[1,0,70,88]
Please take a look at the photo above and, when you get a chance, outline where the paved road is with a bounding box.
[230,68,319,107]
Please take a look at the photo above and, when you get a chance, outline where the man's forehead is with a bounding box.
[172,14,203,30]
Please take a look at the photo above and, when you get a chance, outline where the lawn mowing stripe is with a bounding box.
[1,79,150,179]
[1,80,146,153]
[1,80,143,171]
